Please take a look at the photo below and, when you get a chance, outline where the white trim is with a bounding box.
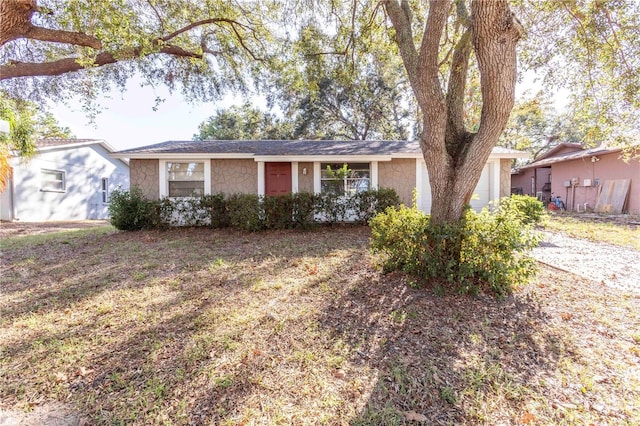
[257,162,265,196]
[291,161,299,193]
[114,153,255,160]
[254,155,393,162]
[313,162,321,194]
[204,160,212,195]
[371,161,379,189]
[491,158,501,203]
[159,159,211,197]
[415,159,423,210]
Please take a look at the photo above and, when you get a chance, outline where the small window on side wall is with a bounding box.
[40,169,66,192]
[101,178,109,203]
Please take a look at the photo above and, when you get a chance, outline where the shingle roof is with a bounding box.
[117,140,422,156]
[518,145,622,169]
[116,140,528,158]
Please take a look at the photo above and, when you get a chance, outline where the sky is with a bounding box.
[51,72,557,152]
[52,82,238,151]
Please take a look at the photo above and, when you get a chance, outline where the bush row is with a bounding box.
[370,195,544,296]
[108,187,401,231]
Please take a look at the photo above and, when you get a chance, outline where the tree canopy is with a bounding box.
[194,103,293,140]
[1,0,639,223]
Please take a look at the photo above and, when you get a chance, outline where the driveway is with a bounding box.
[532,230,639,293]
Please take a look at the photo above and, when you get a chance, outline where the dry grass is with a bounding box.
[1,225,639,425]
[543,213,640,249]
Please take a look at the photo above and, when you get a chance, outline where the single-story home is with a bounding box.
[512,143,639,214]
[112,140,528,214]
[0,139,130,221]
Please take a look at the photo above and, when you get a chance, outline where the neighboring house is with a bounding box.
[0,139,130,221]
[512,144,639,214]
[112,140,528,214]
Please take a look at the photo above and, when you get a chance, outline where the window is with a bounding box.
[40,169,65,192]
[101,178,109,203]
[167,162,205,197]
[320,163,370,195]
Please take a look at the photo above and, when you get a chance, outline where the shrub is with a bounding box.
[353,187,402,224]
[227,193,263,231]
[201,193,230,228]
[291,192,317,229]
[108,187,158,231]
[499,194,545,225]
[370,204,540,296]
[263,195,295,229]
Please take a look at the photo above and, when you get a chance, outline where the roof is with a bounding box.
[518,145,623,170]
[28,138,129,166]
[114,140,529,160]
[535,143,583,161]
[36,138,105,149]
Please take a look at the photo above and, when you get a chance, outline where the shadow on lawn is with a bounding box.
[322,276,571,424]
[0,226,575,424]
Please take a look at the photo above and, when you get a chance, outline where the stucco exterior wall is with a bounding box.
[298,162,314,193]
[4,144,129,221]
[550,152,639,214]
[378,158,416,206]
[130,159,159,200]
[512,167,551,199]
[211,159,257,194]
[500,159,512,198]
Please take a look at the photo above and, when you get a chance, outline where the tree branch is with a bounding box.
[445,29,472,142]
[24,26,102,49]
[0,45,202,80]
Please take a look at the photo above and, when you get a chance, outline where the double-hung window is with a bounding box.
[320,163,370,195]
[40,169,66,192]
[167,162,205,197]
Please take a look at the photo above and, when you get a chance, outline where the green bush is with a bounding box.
[263,195,295,229]
[499,194,545,225]
[109,188,401,232]
[353,187,402,224]
[201,193,230,228]
[370,204,541,296]
[108,187,158,231]
[227,193,263,231]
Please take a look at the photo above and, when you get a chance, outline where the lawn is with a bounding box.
[1,225,639,425]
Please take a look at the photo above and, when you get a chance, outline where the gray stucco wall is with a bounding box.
[298,162,314,192]
[130,159,159,200]
[500,159,512,198]
[211,159,257,194]
[378,158,416,206]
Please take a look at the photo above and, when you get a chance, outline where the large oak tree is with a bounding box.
[1,0,638,225]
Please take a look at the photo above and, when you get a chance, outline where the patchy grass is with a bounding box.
[1,226,639,425]
[543,213,640,249]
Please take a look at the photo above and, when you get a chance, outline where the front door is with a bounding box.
[265,162,292,196]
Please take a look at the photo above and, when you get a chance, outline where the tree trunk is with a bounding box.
[385,0,522,225]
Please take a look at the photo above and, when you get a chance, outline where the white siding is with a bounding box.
[5,144,129,221]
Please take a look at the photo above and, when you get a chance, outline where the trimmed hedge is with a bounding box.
[109,187,401,232]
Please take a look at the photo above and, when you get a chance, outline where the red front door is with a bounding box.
[265,162,292,196]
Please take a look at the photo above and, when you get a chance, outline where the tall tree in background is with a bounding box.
[271,22,413,141]
[194,103,294,140]
[2,0,638,224]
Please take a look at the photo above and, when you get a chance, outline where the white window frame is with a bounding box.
[319,162,371,195]
[159,160,211,198]
[40,169,66,192]
[101,177,109,203]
